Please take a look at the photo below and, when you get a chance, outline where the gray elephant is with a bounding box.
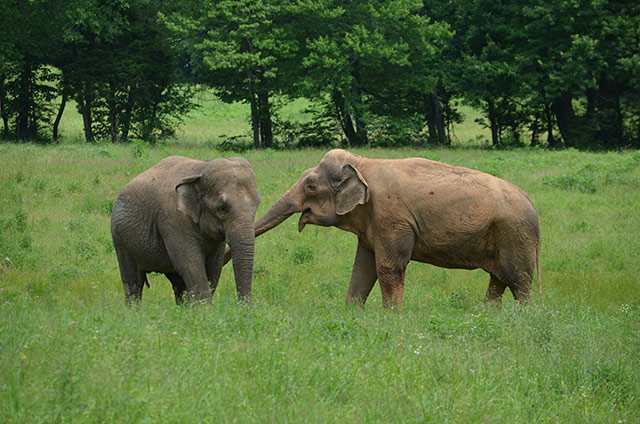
[111,155,260,305]
[245,149,541,309]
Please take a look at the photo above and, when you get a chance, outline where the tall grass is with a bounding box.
[1,125,639,421]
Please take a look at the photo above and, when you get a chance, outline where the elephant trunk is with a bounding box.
[227,222,256,304]
[255,178,305,237]
[222,174,307,267]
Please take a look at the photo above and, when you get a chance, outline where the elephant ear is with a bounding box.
[176,175,202,223]
[334,164,369,215]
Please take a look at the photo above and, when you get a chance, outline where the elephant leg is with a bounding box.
[484,274,507,306]
[508,272,533,305]
[376,263,406,310]
[374,230,413,310]
[165,240,211,302]
[376,243,413,310]
[115,248,145,306]
[179,263,211,302]
[205,241,226,295]
[165,272,187,305]
[345,239,378,307]
[494,252,535,305]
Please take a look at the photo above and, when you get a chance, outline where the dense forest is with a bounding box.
[1,0,639,149]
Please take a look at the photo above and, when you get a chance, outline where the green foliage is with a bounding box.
[424,0,640,148]
[0,0,196,143]
[3,0,640,148]
[274,110,339,149]
[295,0,450,147]
[215,136,254,153]
[63,0,197,144]
[129,138,150,159]
[543,173,599,193]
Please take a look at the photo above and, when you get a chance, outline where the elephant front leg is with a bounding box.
[165,272,187,304]
[376,263,407,310]
[373,230,414,310]
[345,239,378,307]
[205,241,226,295]
[165,240,212,302]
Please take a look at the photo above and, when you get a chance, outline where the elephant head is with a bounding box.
[176,158,260,302]
[255,150,369,236]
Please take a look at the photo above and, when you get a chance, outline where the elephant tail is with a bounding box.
[536,240,542,295]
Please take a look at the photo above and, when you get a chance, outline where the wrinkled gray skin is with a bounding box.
[111,156,260,305]
[241,149,540,309]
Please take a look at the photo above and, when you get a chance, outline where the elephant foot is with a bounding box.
[484,274,507,307]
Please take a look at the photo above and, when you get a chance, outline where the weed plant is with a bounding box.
[1,142,639,422]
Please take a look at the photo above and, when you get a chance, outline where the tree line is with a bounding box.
[1,0,639,149]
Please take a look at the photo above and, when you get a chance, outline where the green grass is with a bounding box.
[1,111,640,422]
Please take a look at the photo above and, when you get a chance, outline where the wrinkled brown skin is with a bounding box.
[111,156,260,305]
[231,149,541,310]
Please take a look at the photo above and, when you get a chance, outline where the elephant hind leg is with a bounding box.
[165,272,187,305]
[494,268,533,305]
[490,248,535,305]
[508,272,533,304]
[115,249,145,306]
[484,274,507,306]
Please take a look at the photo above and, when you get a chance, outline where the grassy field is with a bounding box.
[1,103,640,422]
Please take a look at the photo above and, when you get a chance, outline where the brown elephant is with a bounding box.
[245,149,541,309]
[111,156,260,305]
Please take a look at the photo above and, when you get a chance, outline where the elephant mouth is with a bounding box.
[298,209,311,232]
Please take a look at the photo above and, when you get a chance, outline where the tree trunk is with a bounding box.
[429,92,446,145]
[257,78,273,149]
[544,102,557,147]
[247,68,260,148]
[1,114,7,139]
[333,90,354,145]
[530,114,539,146]
[486,98,499,146]
[425,96,437,142]
[77,86,95,143]
[81,106,94,143]
[585,87,596,121]
[121,87,133,141]
[551,90,576,147]
[52,91,67,142]
[332,89,367,147]
[596,72,623,147]
[350,60,368,146]
[511,121,521,145]
[242,38,261,149]
[15,65,31,140]
[0,75,9,139]
[354,114,368,146]
[108,83,120,143]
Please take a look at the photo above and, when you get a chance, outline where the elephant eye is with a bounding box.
[305,183,317,195]
[216,204,229,219]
